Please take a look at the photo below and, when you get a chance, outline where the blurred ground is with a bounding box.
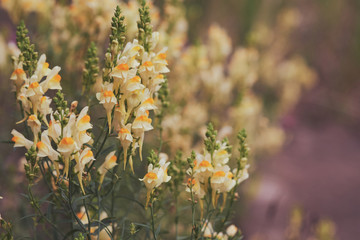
[241,85,360,239]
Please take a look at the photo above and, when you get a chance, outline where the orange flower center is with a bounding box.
[119,128,130,134]
[227,172,234,179]
[187,178,196,186]
[14,68,25,75]
[43,62,49,69]
[133,46,141,51]
[28,115,37,121]
[143,61,153,67]
[52,74,61,82]
[80,115,90,123]
[136,115,152,123]
[76,212,85,220]
[214,171,226,177]
[145,172,157,180]
[158,53,167,60]
[103,90,114,97]
[60,137,74,145]
[156,74,164,79]
[109,155,117,164]
[199,160,211,168]
[29,82,39,89]
[36,141,46,150]
[11,136,19,142]
[116,63,129,71]
[41,96,47,104]
[143,98,154,105]
[84,150,93,158]
[217,150,227,155]
[130,76,141,83]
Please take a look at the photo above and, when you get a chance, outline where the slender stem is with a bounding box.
[68,168,91,239]
[97,187,101,240]
[95,127,109,159]
[18,101,31,138]
[158,128,163,154]
[216,187,236,234]
[38,160,60,240]
[27,185,64,237]
[87,122,109,173]
[83,199,92,238]
[110,159,121,238]
[190,184,196,240]
[150,198,157,240]
[175,192,179,240]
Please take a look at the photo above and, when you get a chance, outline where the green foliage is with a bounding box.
[53,90,70,127]
[167,151,186,192]
[110,6,127,52]
[137,0,153,52]
[16,21,38,76]
[205,123,220,159]
[74,233,85,240]
[237,129,249,170]
[156,76,170,127]
[0,218,14,240]
[103,6,127,82]
[82,42,99,93]
[53,90,68,113]
[24,146,39,184]
[147,149,160,167]
[187,150,196,169]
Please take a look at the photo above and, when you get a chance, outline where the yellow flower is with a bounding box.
[140,163,167,208]
[136,88,157,114]
[117,124,133,171]
[98,151,117,190]
[193,153,213,183]
[96,82,117,133]
[132,112,153,161]
[27,115,41,142]
[33,54,51,79]
[76,106,92,131]
[48,113,61,142]
[37,131,60,161]
[76,148,95,194]
[11,129,33,149]
[40,66,62,92]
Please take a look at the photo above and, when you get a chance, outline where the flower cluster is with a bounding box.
[10,23,94,192]
[186,124,250,217]
[96,4,169,174]
[140,151,171,207]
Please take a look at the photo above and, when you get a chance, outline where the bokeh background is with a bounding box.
[1,0,360,239]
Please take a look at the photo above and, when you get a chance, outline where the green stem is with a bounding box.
[190,184,196,240]
[150,198,157,240]
[83,199,92,239]
[27,185,64,237]
[175,192,179,240]
[97,187,101,240]
[87,120,109,173]
[68,168,91,239]
[158,127,163,154]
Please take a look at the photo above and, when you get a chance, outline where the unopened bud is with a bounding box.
[70,101,78,112]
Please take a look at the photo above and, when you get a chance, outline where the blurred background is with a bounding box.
[1,0,360,239]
